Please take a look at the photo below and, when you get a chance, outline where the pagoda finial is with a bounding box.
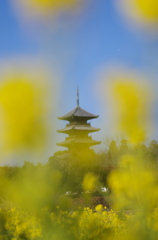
[77,86,79,107]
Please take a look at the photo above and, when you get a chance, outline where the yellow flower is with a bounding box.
[95,204,103,212]
[0,72,49,153]
[118,0,158,27]
[82,173,98,192]
[106,71,152,143]
[108,154,158,210]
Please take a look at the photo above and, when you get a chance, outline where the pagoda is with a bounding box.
[57,88,101,151]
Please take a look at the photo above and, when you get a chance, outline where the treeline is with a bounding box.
[0,139,157,211]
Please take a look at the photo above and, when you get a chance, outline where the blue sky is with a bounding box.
[0,0,158,163]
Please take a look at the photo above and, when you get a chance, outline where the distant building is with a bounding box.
[57,87,101,151]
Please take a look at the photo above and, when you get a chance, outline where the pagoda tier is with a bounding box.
[57,124,100,133]
[57,137,101,148]
[57,105,101,151]
[58,106,98,122]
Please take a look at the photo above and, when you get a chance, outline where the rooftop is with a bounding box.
[58,106,99,120]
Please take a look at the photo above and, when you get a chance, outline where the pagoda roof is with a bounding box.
[57,138,101,147]
[57,125,100,133]
[58,107,99,120]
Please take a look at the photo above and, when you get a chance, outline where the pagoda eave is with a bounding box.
[57,127,100,133]
[58,116,99,121]
[57,139,101,147]
[58,106,99,121]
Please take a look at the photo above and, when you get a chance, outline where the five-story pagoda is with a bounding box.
[57,88,101,151]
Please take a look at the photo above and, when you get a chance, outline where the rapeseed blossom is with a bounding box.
[118,0,158,29]
[82,172,99,192]
[95,204,103,212]
[104,70,152,143]
[4,208,42,239]
[109,154,158,211]
[0,71,49,154]
[0,201,158,239]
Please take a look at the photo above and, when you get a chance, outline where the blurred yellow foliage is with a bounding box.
[0,74,48,153]
[82,172,98,192]
[119,0,158,26]
[5,208,42,239]
[95,204,103,212]
[136,0,158,20]
[0,204,158,240]
[13,0,83,18]
[108,154,158,210]
[109,75,151,143]
[78,207,123,239]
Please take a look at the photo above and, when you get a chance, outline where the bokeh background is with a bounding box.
[0,0,158,165]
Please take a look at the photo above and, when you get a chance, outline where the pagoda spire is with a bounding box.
[77,86,79,107]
